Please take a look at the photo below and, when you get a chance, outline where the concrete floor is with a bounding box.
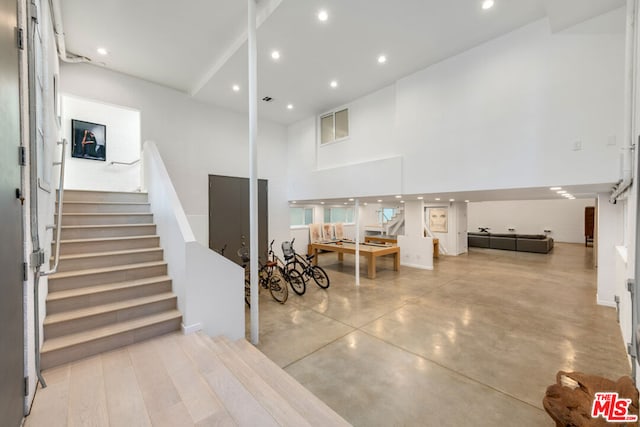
[250,243,631,426]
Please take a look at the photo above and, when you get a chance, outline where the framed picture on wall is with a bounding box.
[71,119,106,161]
[429,208,448,233]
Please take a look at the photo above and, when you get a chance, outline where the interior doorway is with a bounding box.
[208,175,268,266]
[0,0,26,422]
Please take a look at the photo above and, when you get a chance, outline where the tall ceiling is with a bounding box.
[61,0,626,126]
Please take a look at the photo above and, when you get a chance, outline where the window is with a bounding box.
[324,207,354,223]
[320,108,349,144]
[379,208,396,224]
[290,207,313,226]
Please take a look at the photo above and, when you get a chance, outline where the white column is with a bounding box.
[355,199,360,286]
[248,0,259,345]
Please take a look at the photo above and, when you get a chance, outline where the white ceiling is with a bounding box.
[61,0,625,126]
[60,0,624,203]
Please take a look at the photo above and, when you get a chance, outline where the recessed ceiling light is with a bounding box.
[417,196,424,200]
[377,199,382,203]
[320,202,325,205]
[232,84,240,92]
[287,104,293,110]
[377,55,387,64]
[343,202,348,205]
[557,190,567,194]
[291,201,297,204]
[348,198,354,201]
[330,80,338,88]
[395,195,402,199]
[435,198,441,201]
[271,50,280,60]
[400,200,405,203]
[449,199,455,202]
[318,10,328,21]
[97,47,108,55]
[465,200,470,203]
[550,187,561,191]
[563,194,573,197]
[482,0,495,10]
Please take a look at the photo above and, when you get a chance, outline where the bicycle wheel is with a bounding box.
[311,265,330,289]
[285,267,306,295]
[268,269,288,304]
[244,278,251,306]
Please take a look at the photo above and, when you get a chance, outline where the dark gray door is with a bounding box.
[209,175,268,266]
[0,0,25,424]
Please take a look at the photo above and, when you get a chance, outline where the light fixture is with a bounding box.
[232,84,240,92]
[395,195,402,199]
[271,50,280,60]
[400,200,405,203]
[343,202,348,205]
[330,80,338,88]
[377,199,383,203]
[320,202,325,205]
[377,55,387,64]
[465,200,470,203]
[97,47,108,56]
[435,198,441,201]
[348,198,354,201]
[291,201,297,204]
[482,0,494,10]
[287,104,294,110]
[557,190,567,194]
[364,203,368,206]
[563,194,573,197]
[550,187,561,191]
[449,199,455,202]
[417,196,424,200]
[318,10,328,21]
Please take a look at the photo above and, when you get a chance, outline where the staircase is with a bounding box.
[385,207,404,236]
[41,190,182,369]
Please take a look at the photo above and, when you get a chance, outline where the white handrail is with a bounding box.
[42,139,67,276]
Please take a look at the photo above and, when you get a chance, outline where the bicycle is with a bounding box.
[282,238,330,290]
[238,241,288,305]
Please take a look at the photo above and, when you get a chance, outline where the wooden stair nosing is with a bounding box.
[54,247,163,262]
[46,275,172,302]
[228,338,351,427]
[60,223,155,230]
[201,334,313,427]
[48,261,167,280]
[58,201,151,206]
[53,235,160,245]
[41,309,182,354]
[44,292,177,326]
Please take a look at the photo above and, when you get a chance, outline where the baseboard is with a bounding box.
[400,262,434,271]
[596,298,616,308]
[182,322,203,334]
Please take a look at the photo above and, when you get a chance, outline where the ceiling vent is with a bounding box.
[262,96,273,102]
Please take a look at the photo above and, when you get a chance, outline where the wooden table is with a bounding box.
[364,236,439,258]
[309,242,400,279]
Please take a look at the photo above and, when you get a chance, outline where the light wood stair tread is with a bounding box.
[58,201,150,206]
[227,337,351,426]
[55,212,152,216]
[54,235,159,245]
[49,261,166,279]
[201,334,313,427]
[54,247,162,262]
[41,309,181,353]
[60,223,155,229]
[47,275,171,301]
[44,292,176,325]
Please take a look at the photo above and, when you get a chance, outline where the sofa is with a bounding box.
[468,232,554,254]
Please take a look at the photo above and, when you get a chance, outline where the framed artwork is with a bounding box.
[334,222,344,240]
[322,223,334,240]
[72,119,106,161]
[309,223,322,243]
[429,208,448,233]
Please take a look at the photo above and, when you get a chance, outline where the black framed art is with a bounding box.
[71,119,106,161]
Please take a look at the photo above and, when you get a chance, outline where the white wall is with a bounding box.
[286,10,625,200]
[61,95,141,192]
[468,198,596,243]
[398,200,433,270]
[60,63,290,248]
